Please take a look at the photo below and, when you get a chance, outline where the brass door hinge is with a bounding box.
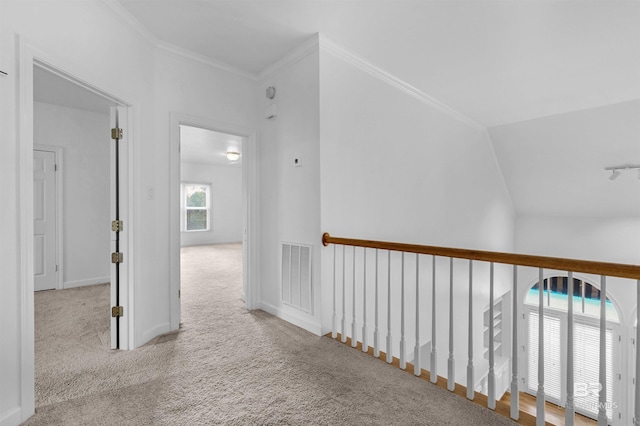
[112,220,123,232]
[111,306,124,317]
[111,252,124,263]
[111,127,123,140]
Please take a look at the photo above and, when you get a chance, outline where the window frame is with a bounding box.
[523,280,621,422]
[181,182,211,232]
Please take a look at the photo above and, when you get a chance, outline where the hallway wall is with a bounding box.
[34,102,111,288]
[318,41,516,381]
[0,1,256,423]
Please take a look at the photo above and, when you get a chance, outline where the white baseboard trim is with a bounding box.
[0,407,22,426]
[180,240,243,248]
[259,301,322,336]
[63,276,110,289]
[139,322,171,348]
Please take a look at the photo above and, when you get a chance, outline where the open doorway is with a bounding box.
[179,125,245,313]
[169,114,257,332]
[30,63,127,408]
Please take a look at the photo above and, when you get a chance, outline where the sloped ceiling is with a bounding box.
[490,100,640,217]
[118,0,640,127]
[115,0,640,217]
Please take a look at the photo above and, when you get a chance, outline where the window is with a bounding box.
[182,183,210,231]
[524,277,619,421]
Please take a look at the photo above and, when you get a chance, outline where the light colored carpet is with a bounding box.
[25,243,516,425]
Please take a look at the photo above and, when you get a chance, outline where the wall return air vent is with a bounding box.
[281,243,312,313]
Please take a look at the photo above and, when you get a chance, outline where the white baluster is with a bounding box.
[386,250,393,364]
[536,268,545,426]
[341,246,347,343]
[374,249,380,358]
[488,262,496,409]
[635,279,640,426]
[467,260,474,400]
[362,248,368,353]
[448,257,455,391]
[430,255,438,383]
[400,252,406,370]
[332,245,337,339]
[597,275,607,426]
[351,246,357,348]
[510,265,519,420]
[566,272,575,425]
[414,254,421,377]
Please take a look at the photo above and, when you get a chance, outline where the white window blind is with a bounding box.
[528,312,562,401]
[574,321,613,420]
[527,310,614,421]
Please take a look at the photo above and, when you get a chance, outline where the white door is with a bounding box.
[34,150,57,291]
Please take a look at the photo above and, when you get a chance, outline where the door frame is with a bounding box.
[169,112,259,330]
[17,37,135,417]
[33,145,63,290]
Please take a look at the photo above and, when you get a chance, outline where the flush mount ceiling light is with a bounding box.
[226,151,241,161]
[604,164,640,180]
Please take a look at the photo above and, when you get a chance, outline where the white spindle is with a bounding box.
[536,268,545,426]
[362,248,368,353]
[341,246,347,343]
[414,254,421,377]
[510,265,519,420]
[431,255,438,383]
[374,249,380,358]
[386,251,393,364]
[332,245,337,339]
[566,272,575,425]
[400,252,406,370]
[635,279,640,426]
[448,258,455,391]
[488,262,496,409]
[467,260,474,400]
[351,246,357,348]
[597,275,607,426]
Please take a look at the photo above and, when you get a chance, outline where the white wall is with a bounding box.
[257,42,322,333]
[318,44,516,382]
[180,161,243,246]
[34,102,110,288]
[516,215,640,324]
[0,1,256,424]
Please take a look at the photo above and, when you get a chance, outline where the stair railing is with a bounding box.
[322,232,640,426]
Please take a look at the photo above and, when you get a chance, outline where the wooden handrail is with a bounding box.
[322,232,640,280]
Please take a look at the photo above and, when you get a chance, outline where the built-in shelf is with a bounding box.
[483,297,503,360]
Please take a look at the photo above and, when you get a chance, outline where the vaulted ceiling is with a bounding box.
[28,2,639,218]
[118,0,640,128]
[112,1,640,217]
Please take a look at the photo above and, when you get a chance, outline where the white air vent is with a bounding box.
[281,243,312,313]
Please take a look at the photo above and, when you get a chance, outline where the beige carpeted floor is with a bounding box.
[25,243,516,425]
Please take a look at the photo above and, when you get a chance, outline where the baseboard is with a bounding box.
[0,407,22,426]
[63,276,110,289]
[138,322,171,348]
[259,301,322,336]
[180,240,243,248]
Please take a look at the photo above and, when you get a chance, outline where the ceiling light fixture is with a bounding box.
[604,164,640,181]
[226,151,241,161]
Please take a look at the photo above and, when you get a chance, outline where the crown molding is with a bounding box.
[99,0,158,45]
[319,35,484,132]
[157,42,257,80]
[100,0,258,81]
[258,34,320,82]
